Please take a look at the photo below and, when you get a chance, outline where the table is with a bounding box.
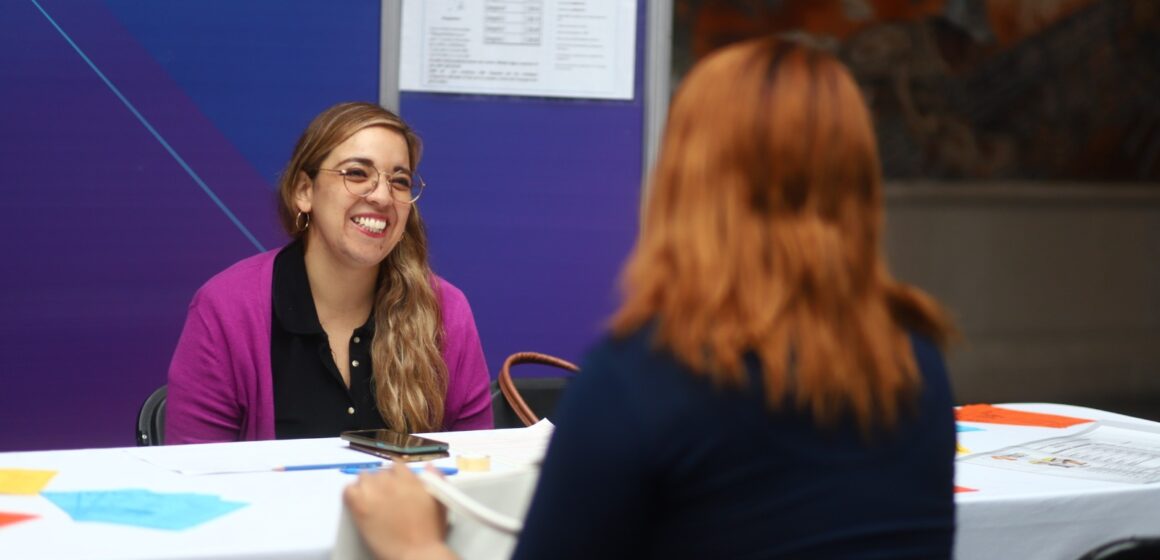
[0,428,545,560]
[954,403,1160,559]
[3,405,1159,560]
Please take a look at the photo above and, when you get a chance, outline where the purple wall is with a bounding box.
[0,0,643,451]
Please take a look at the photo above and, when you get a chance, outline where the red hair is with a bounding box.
[612,37,953,432]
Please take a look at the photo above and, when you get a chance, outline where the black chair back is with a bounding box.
[492,352,578,428]
[1079,537,1160,560]
[491,376,573,429]
[136,385,167,446]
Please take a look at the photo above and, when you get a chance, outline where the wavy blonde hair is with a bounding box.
[277,102,447,432]
[612,37,953,433]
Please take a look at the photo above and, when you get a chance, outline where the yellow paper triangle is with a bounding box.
[0,469,58,495]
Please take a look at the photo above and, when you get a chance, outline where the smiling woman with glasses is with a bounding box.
[165,101,493,444]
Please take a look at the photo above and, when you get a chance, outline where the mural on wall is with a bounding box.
[673,0,1160,181]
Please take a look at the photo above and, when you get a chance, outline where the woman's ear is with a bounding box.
[293,170,314,213]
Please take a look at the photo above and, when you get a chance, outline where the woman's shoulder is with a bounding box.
[580,325,682,386]
[432,275,474,321]
[432,274,466,301]
[588,327,653,360]
[906,330,946,371]
[191,249,279,307]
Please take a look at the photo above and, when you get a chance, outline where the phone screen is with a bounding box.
[340,429,449,454]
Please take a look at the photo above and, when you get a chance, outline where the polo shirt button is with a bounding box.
[347,407,355,415]
[353,336,361,344]
[351,360,360,368]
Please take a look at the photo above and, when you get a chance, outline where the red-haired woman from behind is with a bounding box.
[344,36,957,559]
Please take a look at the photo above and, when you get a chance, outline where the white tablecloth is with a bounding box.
[3,405,1159,559]
[954,403,1160,559]
[0,430,542,560]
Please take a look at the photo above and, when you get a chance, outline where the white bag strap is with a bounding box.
[417,471,524,535]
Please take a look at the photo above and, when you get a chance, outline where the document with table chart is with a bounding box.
[960,421,1160,484]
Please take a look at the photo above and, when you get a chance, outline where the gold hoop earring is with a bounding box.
[295,211,310,232]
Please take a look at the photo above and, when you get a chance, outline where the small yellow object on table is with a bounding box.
[455,454,491,472]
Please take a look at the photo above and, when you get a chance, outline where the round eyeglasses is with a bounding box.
[315,163,425,203]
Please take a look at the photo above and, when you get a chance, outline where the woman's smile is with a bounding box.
[351,214,389,237]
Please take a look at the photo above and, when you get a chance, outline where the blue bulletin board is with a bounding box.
[398,0,647,383]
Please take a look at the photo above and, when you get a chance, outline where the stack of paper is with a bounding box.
[424,420,555,469]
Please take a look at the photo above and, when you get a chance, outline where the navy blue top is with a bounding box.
[513,327,955,559]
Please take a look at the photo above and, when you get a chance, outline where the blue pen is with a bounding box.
[340,464,459,476]
[276,461,382,472]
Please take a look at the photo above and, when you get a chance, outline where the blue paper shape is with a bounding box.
[956,424,984,433]
[42,489,246,531]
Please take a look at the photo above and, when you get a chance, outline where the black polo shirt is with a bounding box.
[271,240,388,438]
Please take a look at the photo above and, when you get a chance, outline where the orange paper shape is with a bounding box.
[954,486,977,493]
[0,512,38,529]
[955,404,1091,428]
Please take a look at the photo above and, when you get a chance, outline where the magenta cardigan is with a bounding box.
[165,249,493,444]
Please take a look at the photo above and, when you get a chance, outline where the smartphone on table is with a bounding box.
[341,429,450,462]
